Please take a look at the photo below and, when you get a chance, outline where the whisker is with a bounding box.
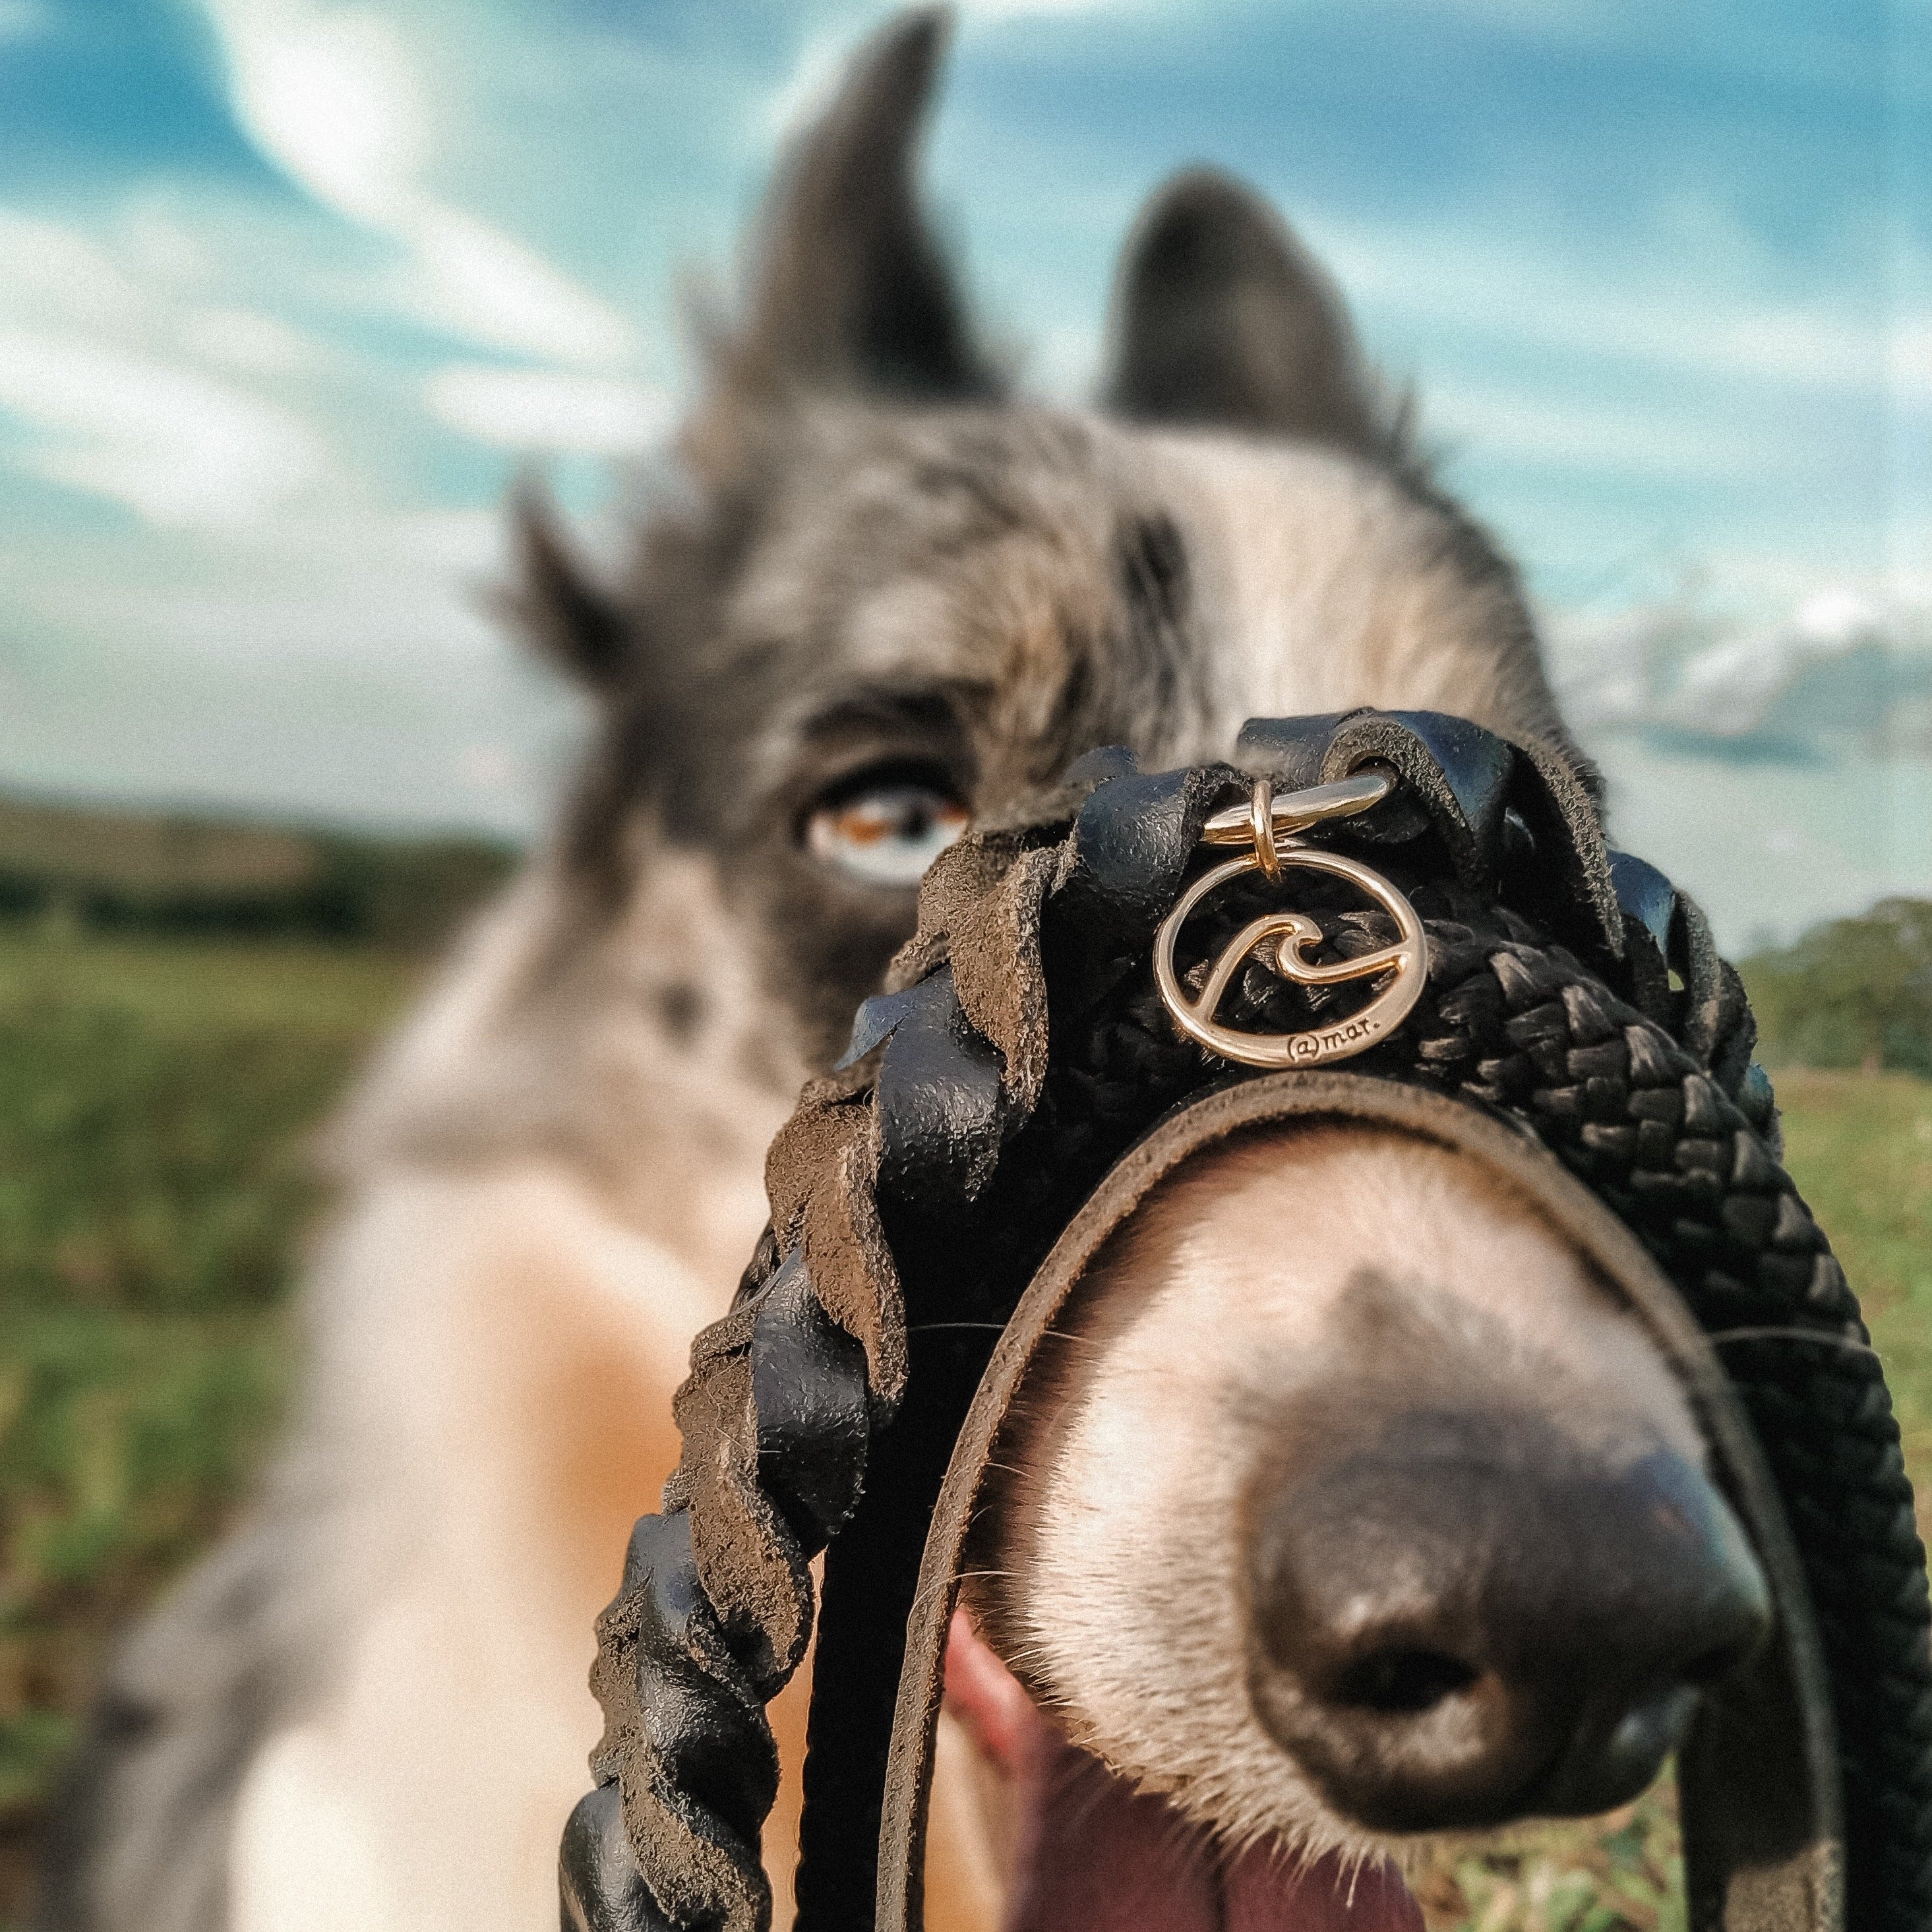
[911,1567,1022,1617]
[902,1319,1110,1348]
[990,1643,1053,1668]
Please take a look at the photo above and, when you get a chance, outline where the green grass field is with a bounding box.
[0,926,1926,1927]
[0,929,419,1912]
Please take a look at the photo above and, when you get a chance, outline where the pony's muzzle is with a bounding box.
[1246,1410,1772,1834]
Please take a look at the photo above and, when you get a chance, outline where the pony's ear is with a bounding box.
[713,7,998,409]
[502,483,633,694]
[1103,168,1395,454]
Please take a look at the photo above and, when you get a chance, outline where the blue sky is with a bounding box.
[0,0,1927,944]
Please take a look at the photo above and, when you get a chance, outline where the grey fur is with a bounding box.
[38,1374,361,1931]
[1105,167,1402,455]
[699,7,1000,424]
[38,1533,278,1931]
[42,11,1584,1928]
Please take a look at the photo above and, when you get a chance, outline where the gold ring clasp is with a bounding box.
[1155,772,1427,1069]
[1249,775,1283,881]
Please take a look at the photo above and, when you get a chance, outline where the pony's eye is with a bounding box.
[806,782,969,888]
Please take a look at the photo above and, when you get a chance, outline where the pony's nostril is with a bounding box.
[1335,1648,1479,1714]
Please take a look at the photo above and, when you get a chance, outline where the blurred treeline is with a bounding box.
[1743,899,1932,1077]
[0,795,518,952]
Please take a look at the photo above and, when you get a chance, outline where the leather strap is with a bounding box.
[1235,710,1623,959]
[874,1073,1843,1932]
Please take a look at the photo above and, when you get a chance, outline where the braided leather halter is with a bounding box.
[561,711,1932,1932]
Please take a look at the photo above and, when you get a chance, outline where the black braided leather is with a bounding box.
[1407,930,1932,1926]
[1044,881,1932,1929]
[565,1261,874,1932]
[562,725,1932,1932]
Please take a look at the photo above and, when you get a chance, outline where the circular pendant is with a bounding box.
[1153,845,1428,1069]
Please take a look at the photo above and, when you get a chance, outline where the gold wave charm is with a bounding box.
[1153,772,1428,1068]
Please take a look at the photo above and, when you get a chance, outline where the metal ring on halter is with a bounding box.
[1249,775,1282,880]
[1199,768,1393,847]
[1156,772,1426,1070]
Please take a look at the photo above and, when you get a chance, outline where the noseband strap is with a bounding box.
[562,709,1930,1932]
[877,1073,1840,1932]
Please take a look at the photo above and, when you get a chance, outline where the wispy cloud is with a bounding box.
[425,366,673,456]
[0,508,582,834]
[1315,211,1923,402]
[0,207,339,527]
[404,212,634,369]
[5,507,512,664]
[0,330,328,526]
[0,1,683,531]
[1424,382,1788,487]
[0,0,47,41]
[179,305,320,376]
[202,0,637,369]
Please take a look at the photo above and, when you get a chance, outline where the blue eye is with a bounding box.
[806,783,969,888]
